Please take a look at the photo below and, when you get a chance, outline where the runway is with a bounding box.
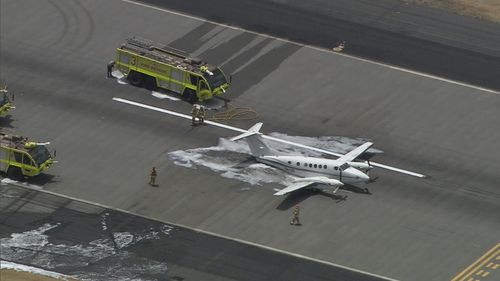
[1,183,391,281]
[1,0,499,280]
[131,0,500,92]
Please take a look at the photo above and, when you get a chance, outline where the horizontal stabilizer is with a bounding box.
[230,122,263,141]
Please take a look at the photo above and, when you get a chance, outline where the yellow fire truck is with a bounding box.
[114,37,231,102]
[0,133,55,179]
[0,86,14,116]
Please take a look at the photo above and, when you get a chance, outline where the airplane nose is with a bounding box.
[361,172,370,183]
[355,170,370,183]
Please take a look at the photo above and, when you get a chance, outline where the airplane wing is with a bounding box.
[336,142,373,163]
[273,181,315,196]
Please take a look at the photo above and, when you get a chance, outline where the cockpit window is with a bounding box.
[28,145,51,167]
[340,163,350,171]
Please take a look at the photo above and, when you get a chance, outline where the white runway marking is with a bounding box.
[122,0,500,96]
[112,97,426,178]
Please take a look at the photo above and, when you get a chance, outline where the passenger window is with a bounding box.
[199,81,208,90]
[314,164,317,168]
[324,165,327,169]
[22,155,34,166]
[288,161,291,164]
[171,68,183,82]
[296,162,300,166]
[309,164,312,168]
[119,53,130,64]
[190,75,199,85]
[334,167,339,170]
[13,152,22,163]
[319,165,322,169]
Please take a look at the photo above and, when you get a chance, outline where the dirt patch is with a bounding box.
[0,269,78,281]
[406,0,500,22]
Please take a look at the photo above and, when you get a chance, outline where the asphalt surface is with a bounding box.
[137,0,500,91]
[0,183,388,281]
[1,0,499,280]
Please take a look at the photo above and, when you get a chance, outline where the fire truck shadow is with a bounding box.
[276,188,348,210]
[26,173,59,185]
[0,115,15,128]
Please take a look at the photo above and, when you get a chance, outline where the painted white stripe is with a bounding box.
[112,97,426,178]
[122,0,500,96]
[2,181,399,281]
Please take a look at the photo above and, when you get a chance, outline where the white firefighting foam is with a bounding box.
[168,134,381,187]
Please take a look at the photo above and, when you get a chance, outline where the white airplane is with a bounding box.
[231,122,374,196]
[112,97,427,196]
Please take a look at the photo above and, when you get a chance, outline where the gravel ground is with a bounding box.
[0,269,78,281]
[407,0,500,22]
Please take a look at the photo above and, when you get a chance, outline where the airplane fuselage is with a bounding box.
[257,155,370,184]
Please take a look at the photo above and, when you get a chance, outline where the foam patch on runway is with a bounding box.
[168,134,381,187]
[152,91,181,101]
[0,223,172,280]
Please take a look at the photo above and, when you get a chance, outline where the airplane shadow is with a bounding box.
[341,183,372,195]
[276,189,348,211]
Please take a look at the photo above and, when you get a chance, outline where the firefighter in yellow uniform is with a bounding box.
[191,104,199,125]
[290,204,301,225]
[149,167,157,186]
[197,105,205,124]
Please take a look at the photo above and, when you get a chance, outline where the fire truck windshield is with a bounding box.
[203,69,227,89]
[29,145,51,167]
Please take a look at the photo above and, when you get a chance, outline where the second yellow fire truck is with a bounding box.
[0,133,55,179]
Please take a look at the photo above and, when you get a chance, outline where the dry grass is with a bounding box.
[0,269,79,281]
[407,0,500,22]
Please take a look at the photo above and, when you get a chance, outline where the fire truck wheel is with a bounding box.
[128,71,144,86]
[183,89,198,103]
[7,166,22,180]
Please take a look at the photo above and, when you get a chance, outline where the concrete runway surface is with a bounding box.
[136,0,500,91]
[0,183,390,281]
[1,0,499,280]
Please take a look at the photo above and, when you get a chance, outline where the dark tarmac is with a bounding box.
[0,183,389,281]
[1,0,499,280]
[137,0,500,91]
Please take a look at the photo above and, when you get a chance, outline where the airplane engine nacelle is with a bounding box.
[348,161,373,171]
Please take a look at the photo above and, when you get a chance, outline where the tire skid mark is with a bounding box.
[46,0,69,47]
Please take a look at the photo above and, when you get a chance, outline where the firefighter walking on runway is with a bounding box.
[149,167,157,186]
[191,104,199,125]
[107,60,115,78]
[290,204,301,226]
[197,105,205,124]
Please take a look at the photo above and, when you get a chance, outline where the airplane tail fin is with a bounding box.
[230,122,272,157]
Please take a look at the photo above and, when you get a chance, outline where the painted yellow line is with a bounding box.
[451,243,500,281]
